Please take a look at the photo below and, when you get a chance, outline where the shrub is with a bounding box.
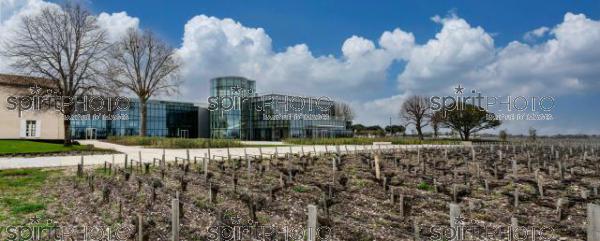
[292,185,309,193]
[106,136,243,148]
[417,182,432,191]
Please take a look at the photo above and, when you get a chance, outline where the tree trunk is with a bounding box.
[463,131,470,141]
[63,119,72,146]
[140,99,148,137]
[63,105,73,146]
[416,126,424,140]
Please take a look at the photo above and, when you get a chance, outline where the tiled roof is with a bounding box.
[0,74,56,89]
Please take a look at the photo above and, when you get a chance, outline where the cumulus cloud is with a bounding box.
[483,12,600,96]
[342,36,375,58]
[390,12,600,99]
[96,12,140,42]
[398,14,496,94]
[379,28,415,58]
[524,26,549,41]
[0,0,58,72]
[175,15,415,102]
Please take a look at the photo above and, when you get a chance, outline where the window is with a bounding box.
[26,120,37,137]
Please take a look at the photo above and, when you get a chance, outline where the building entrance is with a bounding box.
[85,128,97,139]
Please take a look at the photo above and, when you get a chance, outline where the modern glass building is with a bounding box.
[209,77,352,141]
[71,100,199,139]
[209,76,256,139]
[69,76,352,141]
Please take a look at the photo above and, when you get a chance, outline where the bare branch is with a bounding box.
[105,28,182,136]
[3,3,109,145]
[399,95,431,140]
[334,102,355,122]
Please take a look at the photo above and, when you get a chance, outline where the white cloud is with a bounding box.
[524,26,549,41]
[379,28,415,58]
[484,12,600,96]
[397,14,496,94]
[175,15,414,102]
[0,0,54,23]
[96,12,140,42]
[388,12,600,99]
[0,0,59,72]
[351,93,409,126]
[341,36,375,58]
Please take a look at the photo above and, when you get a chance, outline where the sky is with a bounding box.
[1,0,600,135]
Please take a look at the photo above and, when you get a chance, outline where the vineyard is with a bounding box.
[5,142,600,240]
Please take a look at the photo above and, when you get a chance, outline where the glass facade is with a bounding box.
[70,76,352,140]
[209,76,256,139]
[248,94,352,140]
[209,77,352,141]
[71,100,198,139]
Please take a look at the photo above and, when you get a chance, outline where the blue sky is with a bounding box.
[3,0,600,135]
[80,0,600,54]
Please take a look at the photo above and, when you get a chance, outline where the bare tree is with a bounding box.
[107,28,181,136]
[400,95,431,140]
[499,129,508,142]
[528,127,537,141]
[334,102,355,122]
[431,111,444,139]
[4,3,108,145]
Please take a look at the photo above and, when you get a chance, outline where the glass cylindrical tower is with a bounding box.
[209,76,256,139]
